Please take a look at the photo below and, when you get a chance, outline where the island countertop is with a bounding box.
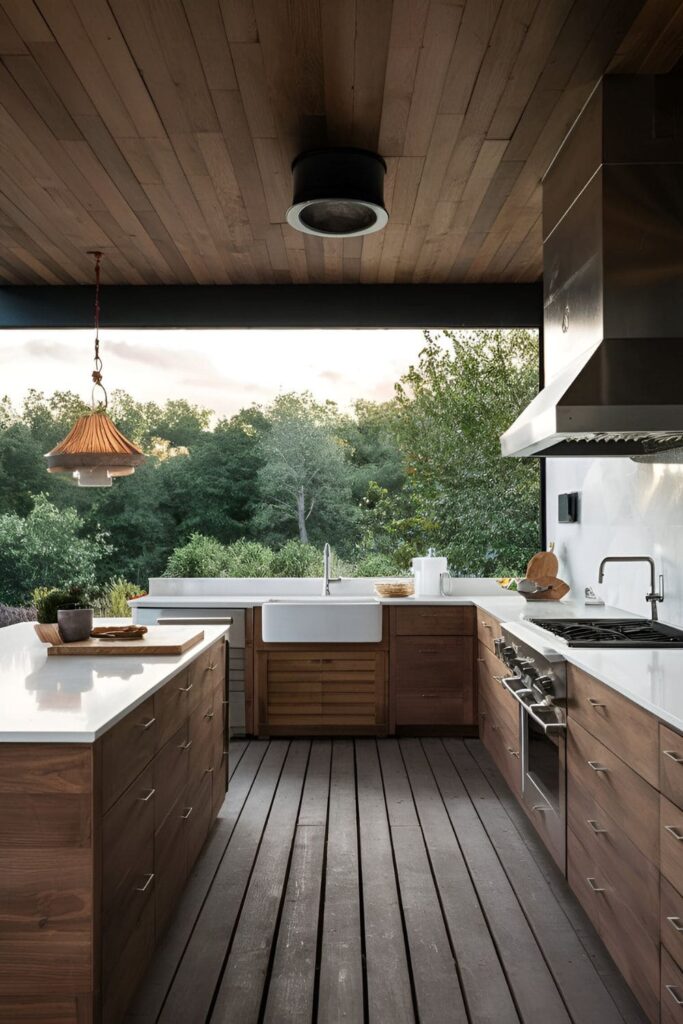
[0,620,229,743]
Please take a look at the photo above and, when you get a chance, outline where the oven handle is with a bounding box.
[500,677,566,734]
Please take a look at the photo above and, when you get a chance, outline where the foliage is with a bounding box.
[0,495,111,605]
[347,552,408,578]
[92,577,138,618]
[35,585,93,624]
[270,539,322,578]
[222,539,274,577]
[0,603,36,628]
[164,533,230,578]
[393,329,540,576]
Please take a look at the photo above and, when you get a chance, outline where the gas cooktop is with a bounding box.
[529,618,683,648]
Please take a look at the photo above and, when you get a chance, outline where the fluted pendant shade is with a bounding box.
[46,412,145,488]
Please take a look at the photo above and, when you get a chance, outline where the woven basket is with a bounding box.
[374,581,415,598]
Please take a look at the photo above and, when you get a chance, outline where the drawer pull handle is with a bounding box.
[477,658,485,663]
[205,766,214,774]
[666,985,683,1006]
[136,873,155,894]
[138,717,156,730]
[205,710,215,719]
[137,788,156,803]
[665,825,683,841]
[179,739,193,751]
[481,621,491,629]
[531,804,547,813]
[587,819,608,835]
[178,682,193,693]
[587,761,609,773]
[222,699,229,705]
[668,916,683,933]
[507,747,519,759]
[664,750,683,764]
[586,698,606,709]
[208,663,217,672]
[181,806,193,820]
[586,877,605,893]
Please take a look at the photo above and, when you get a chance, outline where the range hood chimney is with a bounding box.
[501,75,683,459]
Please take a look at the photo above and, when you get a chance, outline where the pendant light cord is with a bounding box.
[87,250,107,410]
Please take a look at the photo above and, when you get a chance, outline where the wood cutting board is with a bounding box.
[522,576,570,601]
[526,545,559,581]
[46,625,204,657]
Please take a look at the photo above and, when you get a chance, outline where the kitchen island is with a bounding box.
[0,621,228,1024]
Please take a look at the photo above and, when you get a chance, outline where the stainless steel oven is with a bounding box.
[495,629,567,872]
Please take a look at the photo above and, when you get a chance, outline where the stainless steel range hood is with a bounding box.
[502,75,683,459]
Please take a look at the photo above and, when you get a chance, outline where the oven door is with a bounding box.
[520,706,566,873]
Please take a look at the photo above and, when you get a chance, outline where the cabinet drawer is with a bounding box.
[188,694,218,786]
[102,893,155,1024]
[394,636,474,726]
[567,665,658,786]
[567,821,659,1022]
[661,723,683,812]
[394,605,474,636]
[155,796,188,937]
[567,717,658,864]
[663,947,683,1023]
[154,668,197,748]
[477,639,508,685]
[185,772,213,872]
[153,723,190,832]
[102,697,157,812]
[476,610,504,653]
[662,876,683,969]
[102,767,155,971]
[478,692,521,798]
[662,793,683,897]
[477,653,519,738]
[189,640,226,703]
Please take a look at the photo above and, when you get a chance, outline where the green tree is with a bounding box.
[255,393,359,550]
[0,494,111,604]
[393,329,540,576]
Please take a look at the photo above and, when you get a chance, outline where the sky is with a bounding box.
[0,328,436,418]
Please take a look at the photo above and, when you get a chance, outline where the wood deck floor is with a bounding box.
[127,738,647,1024]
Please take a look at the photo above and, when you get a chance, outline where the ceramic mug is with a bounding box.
[57,607,94,643]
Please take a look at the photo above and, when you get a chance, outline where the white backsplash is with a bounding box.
[546,458,683,626]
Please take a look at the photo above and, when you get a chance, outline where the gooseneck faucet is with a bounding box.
[323,542,342,597]
[598,556,664,621]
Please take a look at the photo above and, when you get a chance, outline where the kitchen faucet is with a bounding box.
[322,542,341,597]
[598,555,664,621]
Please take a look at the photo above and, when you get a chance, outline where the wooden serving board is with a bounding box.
[526,545,558,581]
[46,626,204,656]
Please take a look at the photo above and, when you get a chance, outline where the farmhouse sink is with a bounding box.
[261,599,382,644]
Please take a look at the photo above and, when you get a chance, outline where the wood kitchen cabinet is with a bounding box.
[0,636,228,1024]
[390,606,475,732]
[566,664,660,1023]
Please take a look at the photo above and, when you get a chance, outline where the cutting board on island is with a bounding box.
[43,625,204,656]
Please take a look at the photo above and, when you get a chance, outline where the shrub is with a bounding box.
[164,533,230,577]
[34,586,93,624]
[93,577,139,618]
[0,603,36,628]
[348,552,408,578]
[223,539,274,577]
[271,540,322,578]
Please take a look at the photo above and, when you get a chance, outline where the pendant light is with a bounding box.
[45,252,144,487]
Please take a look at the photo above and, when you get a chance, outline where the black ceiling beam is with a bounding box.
[0,283,542,329]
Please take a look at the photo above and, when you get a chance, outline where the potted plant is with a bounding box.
[35,586,95,643]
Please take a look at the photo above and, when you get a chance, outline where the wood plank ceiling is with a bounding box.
[0,0,681,287]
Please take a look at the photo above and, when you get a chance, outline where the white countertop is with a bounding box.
[0,620,228,744]
[475,595,683,734]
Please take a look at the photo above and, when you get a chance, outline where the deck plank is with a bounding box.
[158,740,290,1024]
[317,739,364,1024]
[378,740,468,1024]
[355,740,415,1024]
[263,741,331,1024]
[210,741,311,1022]
[399,738,519,1023]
